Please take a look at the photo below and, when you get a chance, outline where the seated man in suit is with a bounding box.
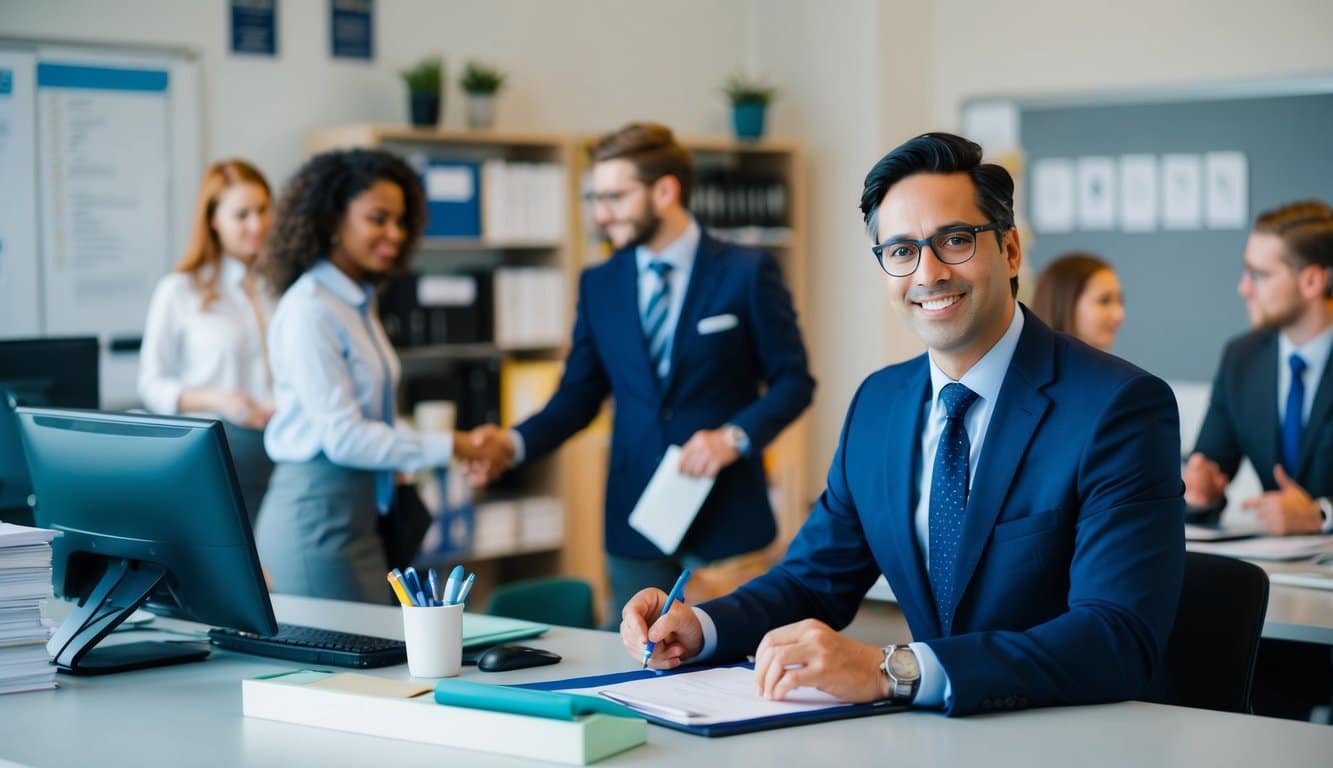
[470,123,814,623]
[619,132,1185,716]
[1184,200,1333,535]
[1183,200,1333,721]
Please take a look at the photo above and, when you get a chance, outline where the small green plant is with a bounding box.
[400,57,442,95]
[460,60,506,95]
[722,74,778,107]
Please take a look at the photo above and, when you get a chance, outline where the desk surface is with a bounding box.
[2,594,1330,767]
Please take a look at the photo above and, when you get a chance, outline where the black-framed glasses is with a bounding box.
[871,223,1009,277]
[582,185,645,207]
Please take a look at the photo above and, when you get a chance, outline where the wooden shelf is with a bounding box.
[307,124,570,154]
[419,236,564,252]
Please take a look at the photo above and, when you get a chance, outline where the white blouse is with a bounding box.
[137,256,275,416]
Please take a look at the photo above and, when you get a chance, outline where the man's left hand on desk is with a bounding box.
[752,618,890,704]
[1244,465,1326,536]
[678,428,741,478]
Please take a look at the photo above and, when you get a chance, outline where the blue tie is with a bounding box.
[642,261,674,379]
[1282,354,1308,473]
[929,382,978,633]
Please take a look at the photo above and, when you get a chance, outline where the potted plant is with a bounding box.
[400,57,443,127]
[460,60,506,130]
[723,75,778,141]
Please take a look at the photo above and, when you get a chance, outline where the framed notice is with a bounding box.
[331,0,374,60]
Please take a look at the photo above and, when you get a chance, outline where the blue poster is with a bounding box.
[330,0,374,60]
[231,0,278,57]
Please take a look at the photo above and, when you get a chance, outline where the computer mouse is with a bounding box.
[476,644,562,672]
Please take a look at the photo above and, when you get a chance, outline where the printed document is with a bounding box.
[627,446,715,555]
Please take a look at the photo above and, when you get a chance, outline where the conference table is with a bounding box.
[1,594,1330,767]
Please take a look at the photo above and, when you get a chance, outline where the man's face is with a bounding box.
[590,159,660,250]
[874,172,1019,361]
[1238,232,1305,331]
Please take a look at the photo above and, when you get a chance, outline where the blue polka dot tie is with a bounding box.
[1282,354,1307,473]
[642,261,674,380]
[929,382,979,632]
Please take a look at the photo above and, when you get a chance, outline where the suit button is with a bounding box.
[660,408,673,421]
[1004,696,1016,709]
[981,699,993,711]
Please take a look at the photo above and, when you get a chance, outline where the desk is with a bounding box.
[2,594,1330,766]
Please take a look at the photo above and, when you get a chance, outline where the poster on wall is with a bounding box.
[1076,157,1115,231]
[0,52,40,337]
[1204,152,1248,230]
[231,0,278,57]
[1031,158,1075,233]
[1118,154,1158,233]
[331,0,374,60]
[1161,154,1203,230]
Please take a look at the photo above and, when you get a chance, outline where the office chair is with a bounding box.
[486,577,597,630]
[1164,551,1270,713]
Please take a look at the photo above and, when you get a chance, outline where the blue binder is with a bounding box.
[422,161,482,238]
[516,663,905,737]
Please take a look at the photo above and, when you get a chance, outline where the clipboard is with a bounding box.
[515,664,906,737]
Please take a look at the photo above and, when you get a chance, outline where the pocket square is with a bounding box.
[697,314,739,335]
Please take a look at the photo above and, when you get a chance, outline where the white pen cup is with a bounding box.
[401,602,464,678]
[414,400,456,435]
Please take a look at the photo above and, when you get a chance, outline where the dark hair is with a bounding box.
[176,158,271,308]
[859,132,1017,295]
[1031,252,1114,334]
[1253,200,1333,297]
[589,122,694,208]
[264,148,426,293]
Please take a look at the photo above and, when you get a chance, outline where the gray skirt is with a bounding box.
[254,455,391,604]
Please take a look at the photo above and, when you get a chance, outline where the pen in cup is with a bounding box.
[386,571,414,607]
[455,573,476,604]
[642,568,693,669]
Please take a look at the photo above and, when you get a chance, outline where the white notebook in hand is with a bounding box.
[627,445,716,555]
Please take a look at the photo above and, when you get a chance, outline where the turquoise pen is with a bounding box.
[642,568,692,669]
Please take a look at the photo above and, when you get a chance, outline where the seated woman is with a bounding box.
[1031,251,1125,351]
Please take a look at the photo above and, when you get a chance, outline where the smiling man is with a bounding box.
[620,132,1185,716]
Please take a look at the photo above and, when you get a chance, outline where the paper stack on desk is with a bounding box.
[0,523,58,695]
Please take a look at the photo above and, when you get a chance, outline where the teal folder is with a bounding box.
[463,614,549,649]
[433,679,639,721]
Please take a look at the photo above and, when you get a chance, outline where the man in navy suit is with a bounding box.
[620,132,1185,716]
[471,123,813,620]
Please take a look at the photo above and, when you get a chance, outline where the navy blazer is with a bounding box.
[700,307,1185,716]
[515,232,814,559]
[1193,329,1333,521]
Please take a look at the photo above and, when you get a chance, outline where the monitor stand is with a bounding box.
[47,557,209,675]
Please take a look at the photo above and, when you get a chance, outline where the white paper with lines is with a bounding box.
[627,446,715,555]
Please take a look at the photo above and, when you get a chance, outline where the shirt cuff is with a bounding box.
[509,429,526,464]
[911,641,951,708]
[690,606,718,663]
[420,431,454,468]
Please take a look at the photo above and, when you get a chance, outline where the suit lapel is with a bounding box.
[661,234,723,398]
[1298,345,1333,478]
[607,249,662,397]
[884,360,939,638]
[946,310,1053,631]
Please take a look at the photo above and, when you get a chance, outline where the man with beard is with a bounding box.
[1184,199,1333,721]
[470,123,813,623]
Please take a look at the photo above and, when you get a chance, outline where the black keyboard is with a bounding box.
[208,623,407,668]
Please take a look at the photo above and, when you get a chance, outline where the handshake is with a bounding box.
[451,425,518,486]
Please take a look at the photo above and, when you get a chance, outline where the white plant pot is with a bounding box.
[466,94,495,129]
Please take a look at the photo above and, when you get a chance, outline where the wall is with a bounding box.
[0,0,751,187]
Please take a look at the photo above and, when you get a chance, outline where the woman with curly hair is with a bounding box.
[138,159,275,523]
[257,148,476,602]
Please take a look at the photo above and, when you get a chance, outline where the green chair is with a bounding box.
[485,577,597,630]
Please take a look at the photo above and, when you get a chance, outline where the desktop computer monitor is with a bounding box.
[0,337,100,525]
[15,406,278,674]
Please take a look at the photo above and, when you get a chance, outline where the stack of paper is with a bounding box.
[0,523,58,695]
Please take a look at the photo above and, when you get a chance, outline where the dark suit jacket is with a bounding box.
[515,232,814,560]
[700,307,1185,716]
[1192,329,1333,521]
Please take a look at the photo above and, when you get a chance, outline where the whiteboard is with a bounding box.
[0,39,201,406]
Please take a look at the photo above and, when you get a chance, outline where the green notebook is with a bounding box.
[462,614,549,649]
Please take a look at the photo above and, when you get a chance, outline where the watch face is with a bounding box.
[888,648,920,679]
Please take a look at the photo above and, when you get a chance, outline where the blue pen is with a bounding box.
[456,573,476,604]
[427,568,441,606]
[403,568,424,606]
[642,568,692,669]
[442,565,466,604]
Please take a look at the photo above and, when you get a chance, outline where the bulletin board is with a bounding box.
[965,81,1333,382]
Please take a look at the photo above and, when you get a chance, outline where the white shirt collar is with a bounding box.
[219,255,249,290]
[927,303,1026,406]
[635,218,701,274]
[1279,326,1333,378]
[310,259,373,307]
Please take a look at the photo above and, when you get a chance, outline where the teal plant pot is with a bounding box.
[410,92,440,127]
[732,103,767,141]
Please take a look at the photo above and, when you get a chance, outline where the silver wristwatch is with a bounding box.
[1317,497,1333,534]
[881,644,921,703]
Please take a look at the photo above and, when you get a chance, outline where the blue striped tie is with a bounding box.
[929,382,978,633]
[642,261,674,379]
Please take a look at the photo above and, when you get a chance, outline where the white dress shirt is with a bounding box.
[137,256,274,416]
[1276,328,1332,424]
[264,260,452,471]
[693,304,1026,710]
